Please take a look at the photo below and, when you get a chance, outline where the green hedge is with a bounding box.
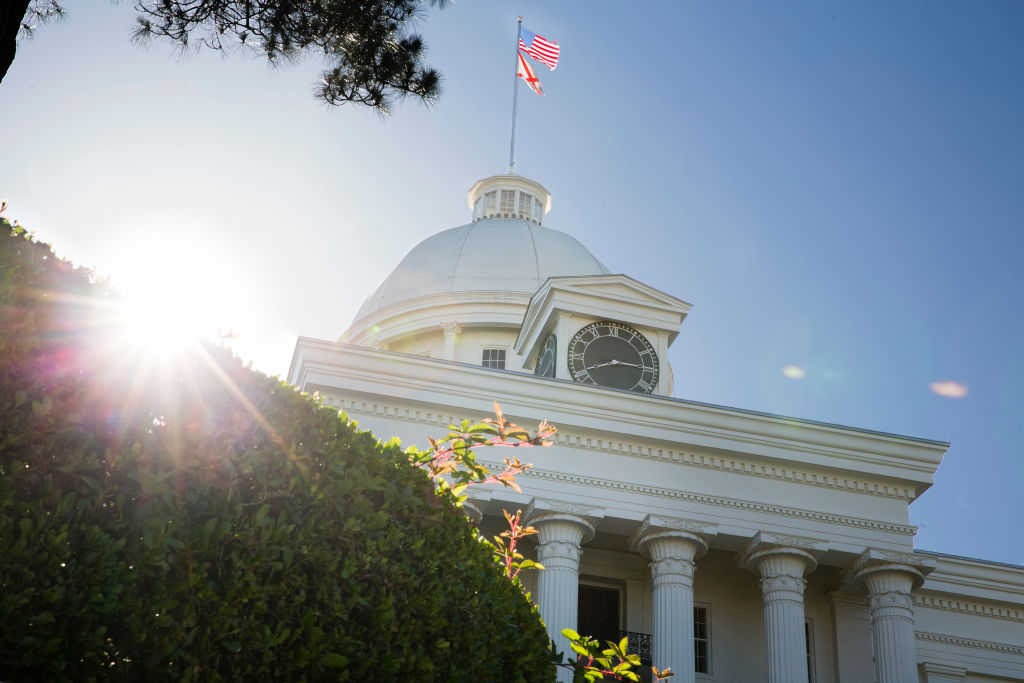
[0,222,554,682]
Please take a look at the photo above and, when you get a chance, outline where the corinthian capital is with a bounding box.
[439,320,462,340]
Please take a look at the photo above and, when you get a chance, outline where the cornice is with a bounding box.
[913,594,1024,622]
[918,551,1024,602]
[324,394,922,503]
[477,459,918,537]
[291,340,947,490]
[915,631,1024,656]
[345,295,530,346]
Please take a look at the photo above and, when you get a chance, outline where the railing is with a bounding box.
[617,630,652,666]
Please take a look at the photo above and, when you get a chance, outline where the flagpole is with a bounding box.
[508,16,523,172]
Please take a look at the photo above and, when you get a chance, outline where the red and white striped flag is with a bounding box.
[517,50,544,95]
[519,28,559,71]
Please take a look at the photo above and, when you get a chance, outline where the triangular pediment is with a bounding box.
[541,274,691,314]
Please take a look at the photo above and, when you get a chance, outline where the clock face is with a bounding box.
[567,321,658,393]
[535,333,557,378]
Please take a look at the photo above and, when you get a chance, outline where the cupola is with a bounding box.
[468,174,552,224]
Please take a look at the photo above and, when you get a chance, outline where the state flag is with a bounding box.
[517,50,544,96]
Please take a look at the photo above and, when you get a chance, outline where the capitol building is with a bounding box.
[289,173,1024,683]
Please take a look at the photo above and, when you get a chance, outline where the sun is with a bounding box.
[117,286,205,353]
[106,233,243,355]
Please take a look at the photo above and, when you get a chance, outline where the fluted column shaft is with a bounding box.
[741,542,817,683]
[531,513,594,683]
[862,568,919,683]
[638,531,706,683]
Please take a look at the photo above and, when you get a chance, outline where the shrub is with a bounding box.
[0,221,554,682]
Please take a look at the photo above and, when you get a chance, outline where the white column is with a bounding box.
[631,519,710,683]
[739,533,824,683]
[439,320,461,360]
[848,550,933,683]
[530,512,595,682]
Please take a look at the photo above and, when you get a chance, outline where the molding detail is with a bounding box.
[915,631,1024,656]
[845,548,936,589]
[324,396,921,501]
[913,594,1024,622]
[481,460,917,536]
[869,591,914,612]
[527,499,605,520]
[553,428,917,500]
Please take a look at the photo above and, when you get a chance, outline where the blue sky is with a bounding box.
[2,1,1022,564]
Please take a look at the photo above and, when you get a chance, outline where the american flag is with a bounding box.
[517,50,544,96]
[519,28,559,71]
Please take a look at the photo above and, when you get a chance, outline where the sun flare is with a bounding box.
[106,232,243,355]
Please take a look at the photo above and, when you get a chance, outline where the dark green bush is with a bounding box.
[0,221,554,682]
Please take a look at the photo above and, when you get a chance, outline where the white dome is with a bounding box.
[352,218,610,323]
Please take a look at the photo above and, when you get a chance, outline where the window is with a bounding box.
[500,190,515,215]
[482,348,506,369]
[805,619,815,682]
[518,192,533,220]
[473,198,481,219]
[694,605,710,674]
[534,197,543,222]
[484,191,497,216]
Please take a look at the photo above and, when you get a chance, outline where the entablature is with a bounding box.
[289,339,948,497]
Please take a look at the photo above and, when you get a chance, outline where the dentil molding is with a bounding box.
[913,594,1024,622]
[476,459,917,537]
[915,631,1024,656]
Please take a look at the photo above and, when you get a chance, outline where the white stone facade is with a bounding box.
[289,174,1024,683]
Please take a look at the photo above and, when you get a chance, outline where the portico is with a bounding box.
[514,504,934,683]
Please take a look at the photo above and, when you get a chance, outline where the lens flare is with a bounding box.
[782,365,806,380]
[929,380,968,399]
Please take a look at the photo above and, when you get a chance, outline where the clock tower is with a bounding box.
[514,273,690,396]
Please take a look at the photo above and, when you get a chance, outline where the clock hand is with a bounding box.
[587,359,644,370]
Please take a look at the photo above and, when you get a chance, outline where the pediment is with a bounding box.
[541,274,691,313]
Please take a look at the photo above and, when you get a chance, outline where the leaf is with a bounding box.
[321,652,349,668]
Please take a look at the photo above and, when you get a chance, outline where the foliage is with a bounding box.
[0,217,553,682]
[406,403,553,499]
[492,509,543,582]
[3,1,446,114]
[561,630,673,683]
